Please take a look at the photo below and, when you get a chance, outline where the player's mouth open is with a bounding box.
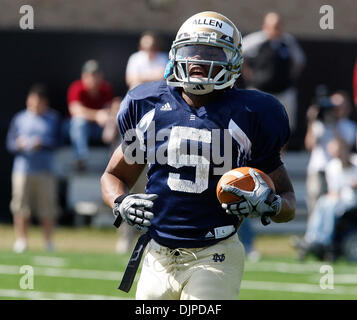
[189,65,207,78]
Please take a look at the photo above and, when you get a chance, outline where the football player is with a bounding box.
[101,11,296,300]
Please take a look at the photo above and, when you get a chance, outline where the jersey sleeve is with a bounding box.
[248,95,290,173]
[117,82,160,138]
[117,94,137,137]
[117,94,143,164]
[117,90,156,165]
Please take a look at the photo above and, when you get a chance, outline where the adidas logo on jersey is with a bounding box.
[160,103,172,111]
[189,114,195,121]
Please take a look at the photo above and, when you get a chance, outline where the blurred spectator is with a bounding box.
[295,138,357,260]
[6,84,61,253]
[102,96,123,152]
[238,220,260,262]
[67,60,114,171]
[116,31,168,254]
[305,87,356,216]
[242,12,306,133]
[125,31,168,90]
[241,13,305,256]
[353,58,357,107]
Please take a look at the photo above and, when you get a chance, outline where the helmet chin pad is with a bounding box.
[182,77,215,95]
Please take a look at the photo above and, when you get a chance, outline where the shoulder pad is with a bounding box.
[127,81,167,101]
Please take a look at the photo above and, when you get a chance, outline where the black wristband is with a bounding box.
[114,193,133,205]
[113,193,133,228]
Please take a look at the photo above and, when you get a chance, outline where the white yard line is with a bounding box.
[309,274,357,284]
[332,274,357,284]
[0,264,125,281]
[245,261,357,274]
[241,280,357,296]
[0,265,19,275]
[0,289,129,300]
[245,261,324,273]
[1,263,357,297]
[2,282,356,299]
[32,256,68,267]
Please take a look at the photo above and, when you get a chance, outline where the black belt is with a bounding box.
[118,232,151,293]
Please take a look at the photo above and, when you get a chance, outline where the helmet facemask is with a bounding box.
[166,31,243,95]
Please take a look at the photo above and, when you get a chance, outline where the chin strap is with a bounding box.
[183,81,214,95]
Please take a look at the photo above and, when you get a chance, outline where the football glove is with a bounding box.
[221,168,282,224]
[113,193,158,232]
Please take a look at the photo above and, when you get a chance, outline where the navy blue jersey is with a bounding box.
[117,81,290,248]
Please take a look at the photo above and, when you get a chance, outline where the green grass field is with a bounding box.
[1,224,357,300]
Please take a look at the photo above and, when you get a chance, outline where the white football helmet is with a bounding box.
[165,11,243,95]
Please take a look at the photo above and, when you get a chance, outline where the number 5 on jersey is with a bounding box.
[167,126,211,194]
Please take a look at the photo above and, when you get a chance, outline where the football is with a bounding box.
[216,167,275,204]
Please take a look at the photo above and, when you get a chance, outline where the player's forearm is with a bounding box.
[101,145,146,208]
[272,191,296,223]
[101,172,129,209]
[268,165,296,223]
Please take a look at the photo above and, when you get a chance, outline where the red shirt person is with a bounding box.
[67,60,114,171]
[353,58,357,107]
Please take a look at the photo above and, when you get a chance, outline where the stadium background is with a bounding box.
[1,0,357,301]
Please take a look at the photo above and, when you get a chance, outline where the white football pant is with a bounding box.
[136,233,245,300]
